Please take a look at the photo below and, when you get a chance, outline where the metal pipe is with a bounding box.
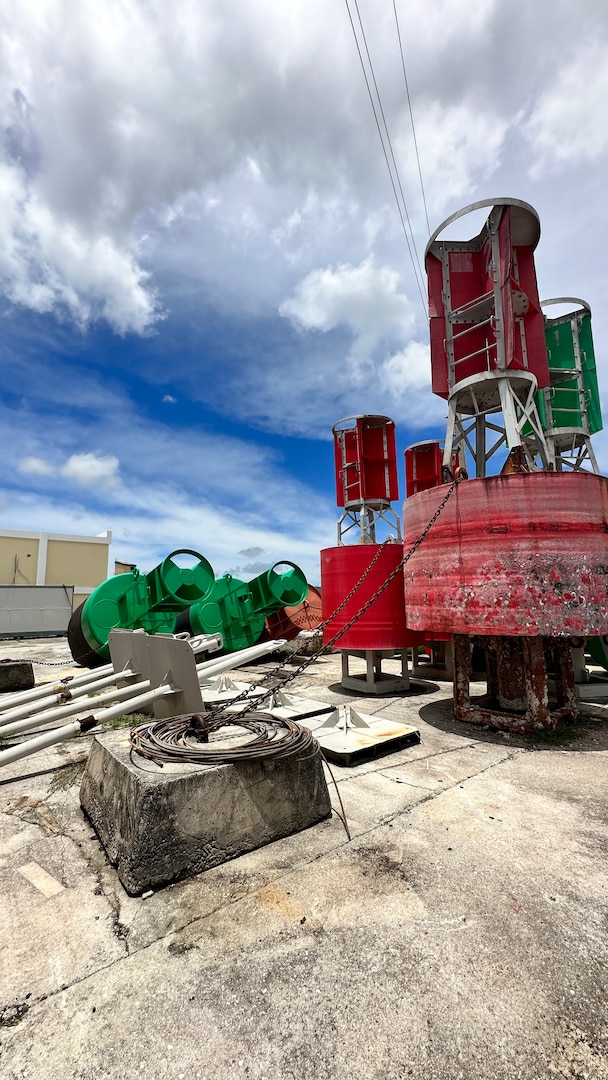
[0,668,139,727]
[0,679,151,738]
[79,684,175,726]
[0,635,220,715]
[0,683,176,768]
[0,663,115,712]
[0,716,98,768]
[196,639,287,681]
[0,638,286,742]
[0,634,269,716]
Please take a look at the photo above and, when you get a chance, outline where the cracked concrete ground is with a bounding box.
[1,638,607,1079]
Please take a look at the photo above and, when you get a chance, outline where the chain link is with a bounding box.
[205,479,459,722]
[0,482,458,707]
[31,658,77,666]
[0,657,75,667]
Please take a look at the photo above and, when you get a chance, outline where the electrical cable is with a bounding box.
[392,0,431,237]
[352,0,426,285]
[343,0,427,315]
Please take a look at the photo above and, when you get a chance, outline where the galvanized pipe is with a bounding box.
[0,639,286,742]
[0,679,151,738]
[0,717,98,768]
[0,664,115,713]
[0,683,176,768]
[195,639,287,681]
[0,669,138,727]
[0,634,261,716]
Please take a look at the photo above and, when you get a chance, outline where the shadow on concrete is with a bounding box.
[327,677,441,699]
[418,697,608,753]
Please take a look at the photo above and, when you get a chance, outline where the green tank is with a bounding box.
[68,550,215,666]
[68,551,308,667]
[175,562,308,652]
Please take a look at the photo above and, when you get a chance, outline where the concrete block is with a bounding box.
[0,660,34,692]
[80,730,331,895]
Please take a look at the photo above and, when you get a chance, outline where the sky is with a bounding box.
[2,0,608,588]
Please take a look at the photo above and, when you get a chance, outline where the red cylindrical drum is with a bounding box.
[402,472,608,638]
[321,544,422,650]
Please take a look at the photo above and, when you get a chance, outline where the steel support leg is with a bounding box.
[452,634,578,733]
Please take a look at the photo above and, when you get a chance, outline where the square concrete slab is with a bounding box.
[80,730,331,895]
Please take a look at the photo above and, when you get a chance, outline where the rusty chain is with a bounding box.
[2,482,458,724]
[202,478,459,723]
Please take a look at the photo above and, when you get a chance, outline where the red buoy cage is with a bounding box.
[426,200,549,399]
[333,415,399,507]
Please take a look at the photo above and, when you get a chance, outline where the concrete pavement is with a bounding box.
[1,639,607,1079]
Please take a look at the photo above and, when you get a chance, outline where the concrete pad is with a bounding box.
[0,826,126,1004]
[80,730,332,895]
[1,642,608,1080]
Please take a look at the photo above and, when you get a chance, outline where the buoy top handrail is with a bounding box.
[540,297,591,319]
[425,197,541,261]
[332,415,395,436]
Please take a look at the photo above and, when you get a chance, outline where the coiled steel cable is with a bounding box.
[130,710,319,767]
[130,480,459,769]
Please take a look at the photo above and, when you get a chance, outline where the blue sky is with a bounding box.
[2,0,608,586]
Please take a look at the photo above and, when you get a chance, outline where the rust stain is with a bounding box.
[255,884,307,923]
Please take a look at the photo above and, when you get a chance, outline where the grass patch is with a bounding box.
[523,721,591,749]
[106,712,150,731]
[49,760,87,792]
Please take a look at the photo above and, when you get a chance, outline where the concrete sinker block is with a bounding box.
[0,660,34,693]
[80,730,331,895]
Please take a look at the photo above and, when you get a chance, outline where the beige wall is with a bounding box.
[0,530,111,610]
[46,539,109,589]
[73,591,92,611]
[0,536,40,587]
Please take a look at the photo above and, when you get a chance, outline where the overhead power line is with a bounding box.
[392,0,431,237]
[342,0,428,317]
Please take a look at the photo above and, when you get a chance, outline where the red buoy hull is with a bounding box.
[402,473,608,638]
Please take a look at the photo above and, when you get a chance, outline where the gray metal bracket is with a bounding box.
[108,630,205,718]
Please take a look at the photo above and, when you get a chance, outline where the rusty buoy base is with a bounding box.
[453,634,579,734]
[403,472,608,733]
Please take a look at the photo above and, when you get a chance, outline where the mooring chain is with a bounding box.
[3,658,75,667]
[203,478,459,724]
[200,539,396,721]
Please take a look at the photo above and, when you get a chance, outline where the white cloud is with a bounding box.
[280,257,415,338]
[382,341,431,395]
[0,0,519,337]
[526,41,608,172]
[0,476,333,588]
[17,450,121,488]
[18,456,55,476]
[407,100,509,217]
[0,162,161,332]
[60,453,120,488]
[2,0,608,507]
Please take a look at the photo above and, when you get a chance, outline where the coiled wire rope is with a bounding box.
[129,479,458,770]
[130,710,318,767]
